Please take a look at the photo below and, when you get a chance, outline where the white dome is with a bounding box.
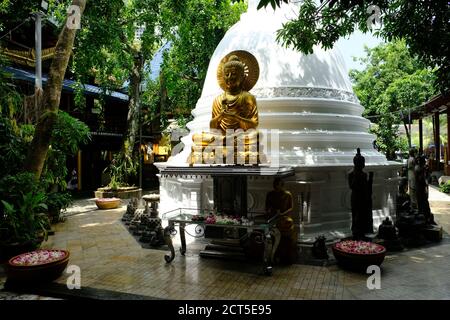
[200,4,353,97]
[168,1,388,166]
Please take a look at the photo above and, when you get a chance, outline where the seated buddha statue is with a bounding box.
[190,51,262,165]
[210,55,258,133]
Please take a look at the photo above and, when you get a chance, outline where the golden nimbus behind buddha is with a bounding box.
[189,50,266,165]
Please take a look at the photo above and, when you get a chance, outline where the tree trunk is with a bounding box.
[25,0,86,179]
[122,53,144,162]
[159,71,167,121]
[403,120,411,148]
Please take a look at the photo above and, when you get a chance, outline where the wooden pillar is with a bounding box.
[447,107,450,175]
[419,118,423,154]
[434,112,440,170]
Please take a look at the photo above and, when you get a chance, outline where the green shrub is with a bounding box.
[0,173,50,244]
[440,181,450,194]
[105,152,136,188]
[42,111,90,190]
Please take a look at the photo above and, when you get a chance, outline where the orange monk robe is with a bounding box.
[211,91,258,133]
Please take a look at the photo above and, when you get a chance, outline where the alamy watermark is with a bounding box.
[366,5,382,31]
[190,128,280,173]
[66,5,82,30]
[366,265,381,290]
[66,264,81,289]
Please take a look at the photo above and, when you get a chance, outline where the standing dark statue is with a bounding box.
[407,148,418,209]
[415,155,436,225]
[396,165,410,214]
[348,148,374,239]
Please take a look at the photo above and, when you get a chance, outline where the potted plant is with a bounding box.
[0,191,50,263]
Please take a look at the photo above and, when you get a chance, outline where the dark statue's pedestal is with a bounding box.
[422,225,443,242]
[395,213,442,247]
[373,238,403,252]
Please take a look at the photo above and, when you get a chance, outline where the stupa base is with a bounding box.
[158,162,400,238]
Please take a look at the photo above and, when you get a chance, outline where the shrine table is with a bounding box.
[162,208,281,275]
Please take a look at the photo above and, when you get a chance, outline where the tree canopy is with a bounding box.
[1,0,246,185]
[72,0,161,90]
[241,0,450,91]
[151,0,246,126]
[0,0,41,31]
[67,0,163,185]
[350,40,436,159]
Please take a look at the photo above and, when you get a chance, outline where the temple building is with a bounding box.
[1,18,163,191]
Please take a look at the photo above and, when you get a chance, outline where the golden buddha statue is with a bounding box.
[210,55,258,133]
[190,51,262,165]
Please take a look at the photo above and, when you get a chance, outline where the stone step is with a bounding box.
[199,249,246,261]
[204,244,245,253]
[210,239,242,247]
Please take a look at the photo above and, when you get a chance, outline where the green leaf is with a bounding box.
[257,0,266,10]
[1,200,15,214]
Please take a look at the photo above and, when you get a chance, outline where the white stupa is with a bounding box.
[157,1,400,240]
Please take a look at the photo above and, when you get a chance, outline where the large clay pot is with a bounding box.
[6,249,70,283]
[332,240,386,272]
[95,198,121,210]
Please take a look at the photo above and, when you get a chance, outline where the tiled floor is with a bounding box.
[1,188,450,300]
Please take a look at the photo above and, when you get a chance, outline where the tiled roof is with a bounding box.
[3,66,129,102]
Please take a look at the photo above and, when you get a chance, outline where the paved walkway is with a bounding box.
[1,189,450,300]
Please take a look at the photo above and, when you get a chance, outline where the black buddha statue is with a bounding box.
[396,165,410,215]
[377,217,403,251]
[415,155,436,225]
[348,148,374,240]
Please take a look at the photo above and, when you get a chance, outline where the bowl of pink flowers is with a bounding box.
[6,249,70,283]
[332,240,386,271]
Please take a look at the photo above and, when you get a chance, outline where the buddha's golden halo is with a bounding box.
[216,50,260,92]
